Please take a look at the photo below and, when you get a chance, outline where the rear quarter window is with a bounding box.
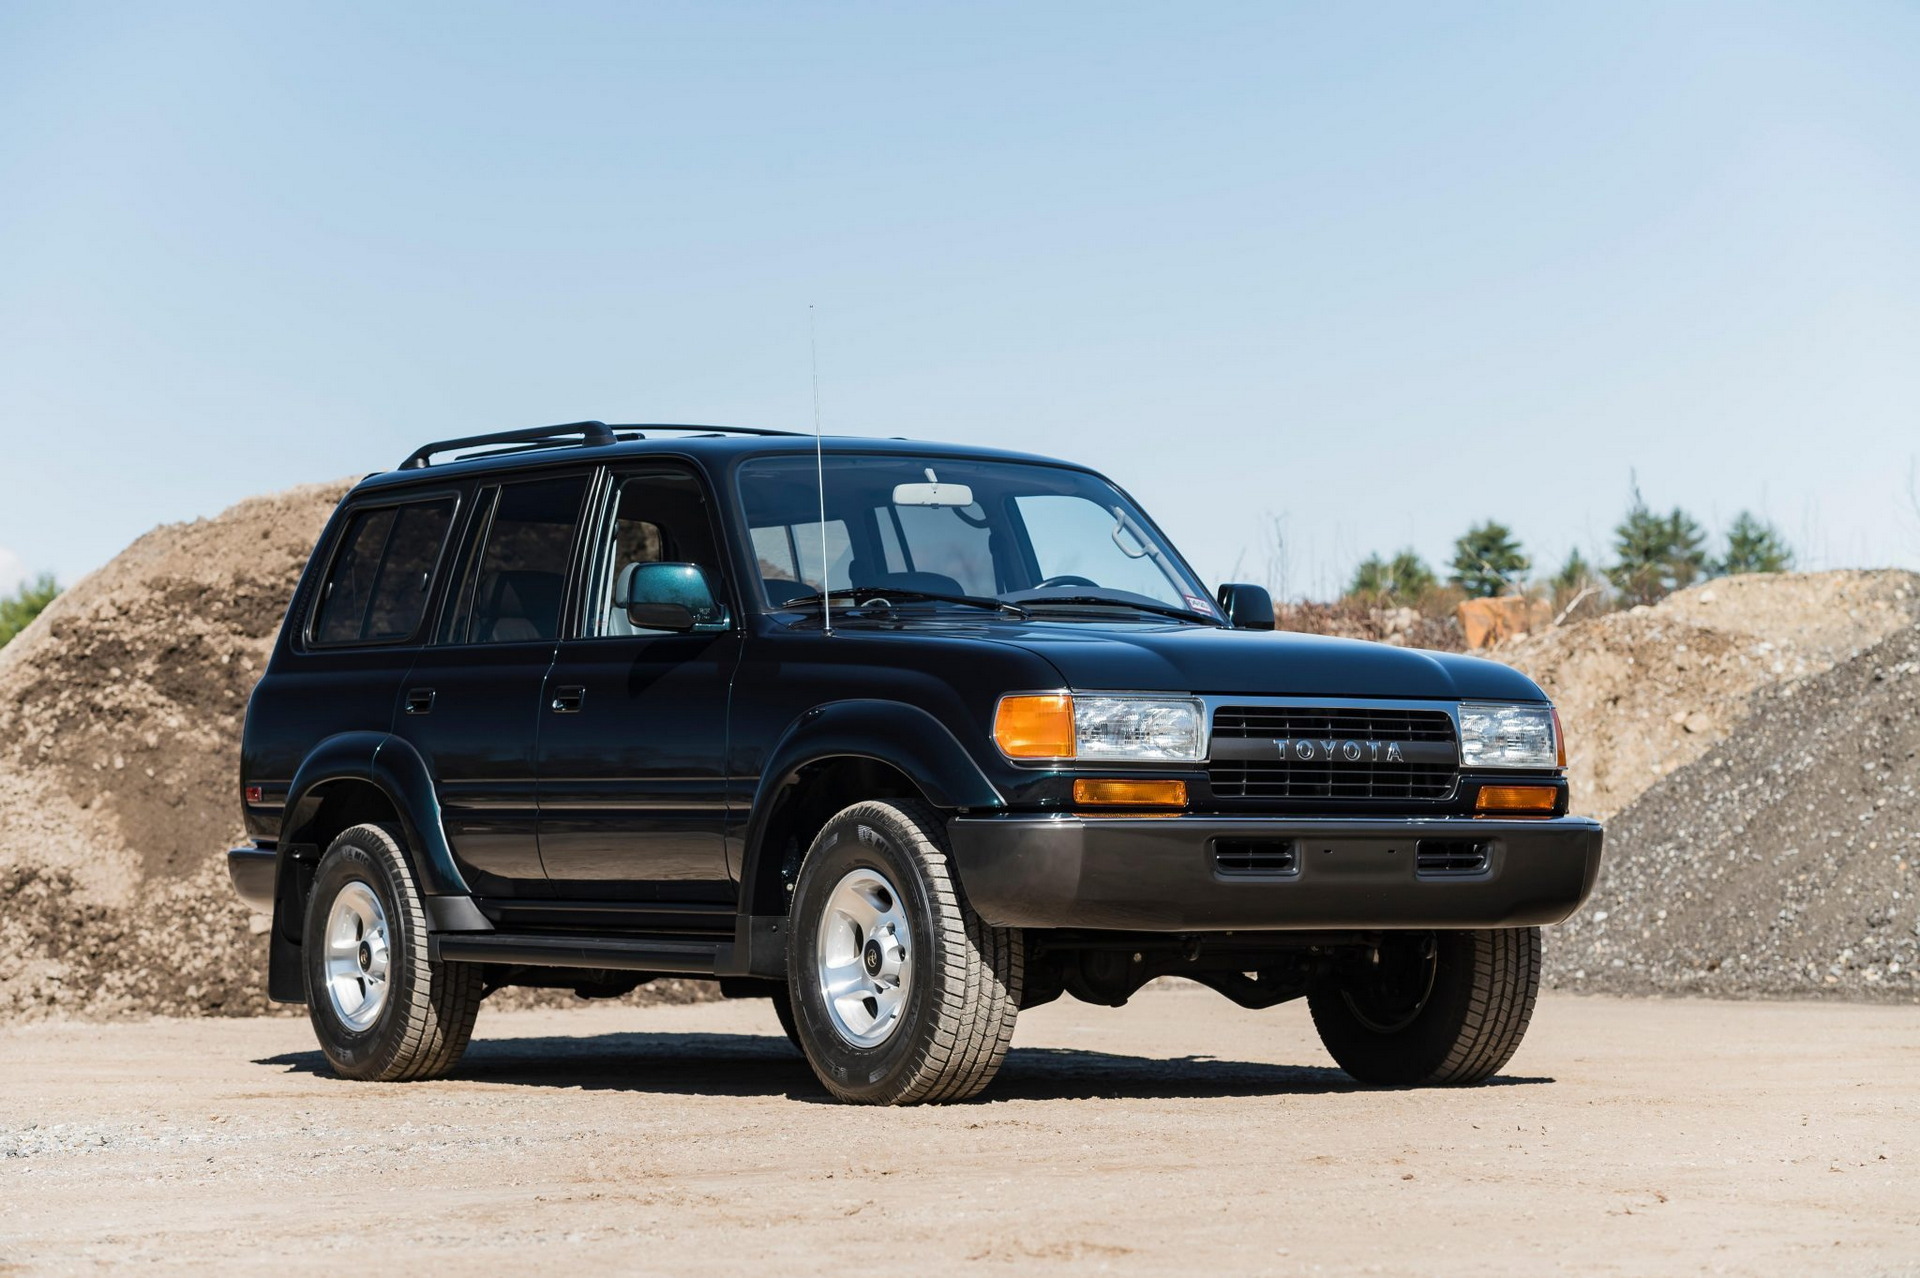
[310,497,457,646]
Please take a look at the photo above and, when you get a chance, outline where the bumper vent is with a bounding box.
[1212,838,1300,877]
[1415,838,1492,875]
[1208,706,1459,802]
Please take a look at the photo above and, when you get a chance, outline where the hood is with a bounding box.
[997,622,1546,701]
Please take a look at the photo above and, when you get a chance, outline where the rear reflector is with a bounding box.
[1476,784,1557,813]
[244,785,263,805]
[1072,778,1187,808]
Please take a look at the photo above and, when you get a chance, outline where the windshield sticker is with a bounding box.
[1183,595,1217,615]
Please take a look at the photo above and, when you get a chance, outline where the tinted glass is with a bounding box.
[363,500,455,640]
[312,507,396,644]
[455,475,589,645]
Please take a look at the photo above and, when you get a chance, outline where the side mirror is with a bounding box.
[1215,583,1275,631]
[618,563,726,634]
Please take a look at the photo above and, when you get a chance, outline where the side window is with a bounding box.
[310,498,454,646]
[448,475,590,645]
[363,501,455,639]
[593,470,731,636]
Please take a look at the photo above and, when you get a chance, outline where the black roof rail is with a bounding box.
[397,420,810,470]
[606,423,806,438]
[399,421,616,470]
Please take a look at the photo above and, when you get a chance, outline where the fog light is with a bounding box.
[1476,784,1557,813]
[1073,778,1188,808]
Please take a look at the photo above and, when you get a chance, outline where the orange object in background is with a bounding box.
[1072,778,1188,808]
[994,694,1074,758]
[1476,784,1558,813]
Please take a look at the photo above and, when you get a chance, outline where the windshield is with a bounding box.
[736,454,1217,620]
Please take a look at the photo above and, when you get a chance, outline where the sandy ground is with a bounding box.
[3,987,1917,1277]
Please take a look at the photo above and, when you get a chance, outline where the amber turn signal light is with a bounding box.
[1072,778,1188,808]
[1476,784,1558,814]
[994,694,1075,758]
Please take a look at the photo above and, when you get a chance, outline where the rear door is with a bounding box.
[254,491,461,807]
[534,464,740,907]
[391,470,593,898]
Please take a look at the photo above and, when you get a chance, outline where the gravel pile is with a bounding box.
[1499,571,1920,819]
[0,483,353,1018]
[1545,621,1920,1001]
[0,482,720,1020]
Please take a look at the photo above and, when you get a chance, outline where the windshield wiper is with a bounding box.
[1018,594,1222,625]
[782,587,1030,619]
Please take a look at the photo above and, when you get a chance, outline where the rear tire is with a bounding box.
[301,822,483,1081]
[785,800,1023,1104]
[769,985,803,1054]
[1308,927,1541,1086]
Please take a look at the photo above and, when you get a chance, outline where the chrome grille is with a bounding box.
[1208,705,1458,802]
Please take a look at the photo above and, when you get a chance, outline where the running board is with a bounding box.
[431,932,732,975]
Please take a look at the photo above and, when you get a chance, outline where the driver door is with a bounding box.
[534,466,740,905]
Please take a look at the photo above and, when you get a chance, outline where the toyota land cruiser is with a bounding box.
[231,421,1602,1103]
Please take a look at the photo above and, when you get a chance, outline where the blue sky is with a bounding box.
[3,1,1918,598]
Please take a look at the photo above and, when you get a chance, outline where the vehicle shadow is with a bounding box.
[256,1030,1552,1101]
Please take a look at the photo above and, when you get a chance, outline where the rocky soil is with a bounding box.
[1543,621,1920,1000]
[1498,570,1920,820]
[0,483,353,1018]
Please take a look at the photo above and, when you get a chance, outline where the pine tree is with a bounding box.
[0,573,60,648]
[1608,491,1708,605]
[1387,550,1436,599]
[1552,548,1600,594]
[1348,550,1435,602]
[1448,521,1529,598]
[1719,511,1793,575]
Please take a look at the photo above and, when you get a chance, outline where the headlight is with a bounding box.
[1458,702,1560,769]
[994,693,1206,763]
[1074,696,1206,762]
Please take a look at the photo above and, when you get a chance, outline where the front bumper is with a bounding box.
[946,814,1603,931]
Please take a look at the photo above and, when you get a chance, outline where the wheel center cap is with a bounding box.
[863,939,883,976]
[358,941,372,971]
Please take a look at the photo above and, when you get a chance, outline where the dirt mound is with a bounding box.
[1545,623,1920,1000]
[0,483,354,1017]
[0,482,722,1021]
[1498,571,1920,818]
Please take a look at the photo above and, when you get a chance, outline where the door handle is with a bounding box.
[405,687,435,715]
[550,686,586,714]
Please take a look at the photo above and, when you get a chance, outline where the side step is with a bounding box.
[431,932,733,975]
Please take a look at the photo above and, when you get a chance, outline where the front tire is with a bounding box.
[302,822,483,1081]
[1308,927,1541,1086]
[785,800,1023,1104]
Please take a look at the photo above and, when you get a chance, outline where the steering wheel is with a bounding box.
[1034,574,1099,589]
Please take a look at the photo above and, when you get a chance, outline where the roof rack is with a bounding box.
[400,421,616,470]
[607,423,804,438]
[398,421,803,470]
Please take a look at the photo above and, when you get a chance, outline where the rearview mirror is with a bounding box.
[1215,583,1275,631]
[617,562,726,633]
[892,480,975,508]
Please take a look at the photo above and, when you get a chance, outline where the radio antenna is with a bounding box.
[810,304,830,635]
